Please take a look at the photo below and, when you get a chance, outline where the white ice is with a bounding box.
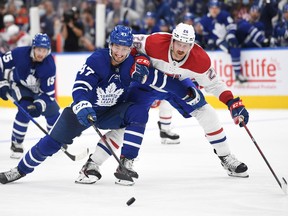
[0,107,288,216]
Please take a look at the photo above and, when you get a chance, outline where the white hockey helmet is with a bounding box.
[172,23,195,45]
[3,14,15,24]
[7,24,19,37]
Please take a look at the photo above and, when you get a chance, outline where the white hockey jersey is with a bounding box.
[132,33,234,104]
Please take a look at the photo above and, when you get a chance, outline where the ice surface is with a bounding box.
[0,107,288,216]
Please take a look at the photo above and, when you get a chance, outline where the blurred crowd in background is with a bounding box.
[0,0,288,53]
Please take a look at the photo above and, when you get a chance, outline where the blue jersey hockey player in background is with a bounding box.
[0,33,60,159]
[196,0,247,83]
[0,25,196,185]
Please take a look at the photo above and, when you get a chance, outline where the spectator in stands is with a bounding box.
[61,8,84,52]
[0,3,5,31]
[142,11,161,34]
[158,19,171,32]
[169,0,186,24]
[188,0,208,18]
[258,0,279,40]
[80,8,96,51]
[39,0,58,52]
[106,0,140,35]
[249,5,265,31]
[6,24,30,49]
[122,0,145,18]
[0,14,15,42]
[232,6,269,48]
[272,3,288,47]
[151,0,174,27]
[15,5,28,30]
[182,12,205,47]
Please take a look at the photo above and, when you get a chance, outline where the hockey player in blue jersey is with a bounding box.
[272,3,288,47]
[0,33,60,159]
[0,25,198,185]
[196,0,247,83]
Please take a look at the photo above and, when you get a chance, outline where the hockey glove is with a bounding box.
[72,101,96,127]
[227,97,249,127]
[0,80,10,101]
[227,36,238,48]
[183,87,203,106]
[130,54,150,84]
[27,101,44,118]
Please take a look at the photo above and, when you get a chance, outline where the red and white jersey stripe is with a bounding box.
[133,33,234,104]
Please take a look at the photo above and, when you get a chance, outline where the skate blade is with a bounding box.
[161,139,180,145]
[10,152,23,159]
[75,174,99,184]
[227,171,249,178]
[115,179,135,186]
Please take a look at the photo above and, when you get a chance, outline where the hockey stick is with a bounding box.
[237,116,287,194]
[87,115,134,182]
[6,94,89,161]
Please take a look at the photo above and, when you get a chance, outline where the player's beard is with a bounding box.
[111,52,128,65]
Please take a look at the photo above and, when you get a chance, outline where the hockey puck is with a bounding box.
[126,197,136,206]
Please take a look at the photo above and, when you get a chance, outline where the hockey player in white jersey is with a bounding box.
[132,22,250,178]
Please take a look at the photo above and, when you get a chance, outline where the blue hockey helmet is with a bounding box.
[145,11,156,19]
[183,12,195,22]
[208,0,220,8]
[250,5,260,13]
[32,33,51,50]
[109,25,133,47]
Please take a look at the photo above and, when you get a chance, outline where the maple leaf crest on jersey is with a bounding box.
[96,83,124,106]
[20,74,40,93]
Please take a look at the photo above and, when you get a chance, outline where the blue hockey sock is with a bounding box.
[121,123,146,159]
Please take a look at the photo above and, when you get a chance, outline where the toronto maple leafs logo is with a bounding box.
[96,83,124,106]
[20,74,40,93]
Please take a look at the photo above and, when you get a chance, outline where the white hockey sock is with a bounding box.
[90,129,124,165]
[192,104,231,156]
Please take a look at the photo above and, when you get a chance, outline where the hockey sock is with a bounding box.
[192,104,231,156]
[91,129,124,165]
[121,123,146,159]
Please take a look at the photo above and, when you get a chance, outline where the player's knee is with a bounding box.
[36,135,62,156]
[126,105,149,124]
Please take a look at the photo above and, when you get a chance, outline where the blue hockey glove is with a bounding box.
[207,39,216,50]
[183,87,203,106]
[0,80,10,101]
[227,36,238,48]
[27,101,43,117]
[72,101,96,127]
[130,54,150,84]
[227,97,249,127]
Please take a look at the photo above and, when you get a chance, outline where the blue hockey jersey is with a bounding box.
[0,46,56,103]
[236,19,266,48]
[200,10,237,47]
[72,48,194,112]
[72,48,135,112]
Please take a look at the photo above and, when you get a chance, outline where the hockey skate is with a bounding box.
[235,74,248,83]
[0,167,25,184]
[219,154,249,178]
[157,121,180,144]
[114,156,138,186]
[10,141,24,159]
[75,156,102,184]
